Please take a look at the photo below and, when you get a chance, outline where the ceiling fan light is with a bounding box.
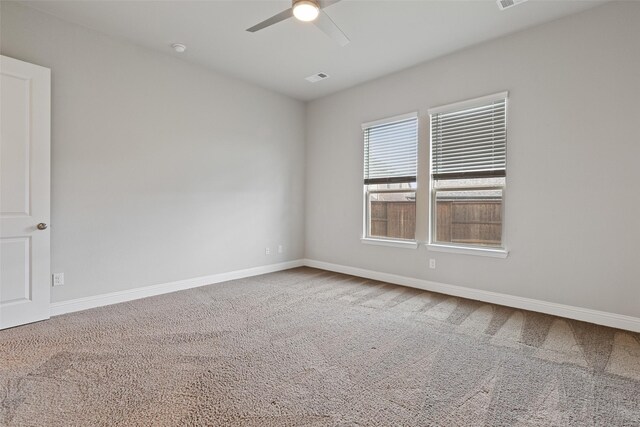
[293,0,320,22]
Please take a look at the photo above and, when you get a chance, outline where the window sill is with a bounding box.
[426,243,508,258]
[361,238,418,249]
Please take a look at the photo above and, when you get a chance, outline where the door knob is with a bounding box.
[37,223,48,230]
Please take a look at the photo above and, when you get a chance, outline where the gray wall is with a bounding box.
[1,2,306,303]
[305,2,640,318]
[2,1,639,318]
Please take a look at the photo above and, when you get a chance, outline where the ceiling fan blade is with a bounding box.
[246,8,293,32]
[313,10,350,46]
[318,0,342,9]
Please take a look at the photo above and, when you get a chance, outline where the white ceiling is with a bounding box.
[24,0,606,101]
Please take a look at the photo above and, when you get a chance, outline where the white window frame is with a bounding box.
[361,112,419,249]
[427,92,509,258]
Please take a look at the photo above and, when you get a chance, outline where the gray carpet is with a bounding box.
[1,267,639,426]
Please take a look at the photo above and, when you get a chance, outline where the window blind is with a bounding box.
[363,116,418,185]
[431,96,507,180]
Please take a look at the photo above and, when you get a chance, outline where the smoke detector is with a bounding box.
[497,0,528,10]
[171,43,187,53]
[305,72,330,83]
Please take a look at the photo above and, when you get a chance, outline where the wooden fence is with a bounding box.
[371,200,502,245]
[371,201,416,240]
[436,200,502,245]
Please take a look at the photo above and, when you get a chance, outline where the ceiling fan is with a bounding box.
[246,0,350,46]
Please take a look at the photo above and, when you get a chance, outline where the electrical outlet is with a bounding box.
[278,245,283,254]
[265,247,270,255]
[52,273,64,287]
[429,259,436,269]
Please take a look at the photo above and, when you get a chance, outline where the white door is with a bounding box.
[0,55,51,330]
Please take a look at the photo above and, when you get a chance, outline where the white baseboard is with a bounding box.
[50,259,305,316]
[303,259,640,333]
[50,257,640,333]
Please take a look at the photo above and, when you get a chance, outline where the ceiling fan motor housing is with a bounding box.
[293,0,320,8]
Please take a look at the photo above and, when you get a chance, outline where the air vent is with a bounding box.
[497,0,528,10]
[305,72,330,83]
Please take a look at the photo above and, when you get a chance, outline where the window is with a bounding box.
[429,92,508,252]
[362,113,418,243]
